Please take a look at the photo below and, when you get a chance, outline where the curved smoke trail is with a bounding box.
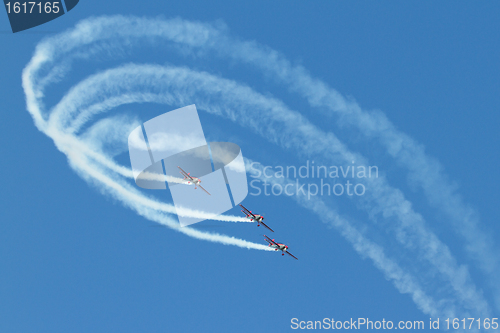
[22,15,497,322]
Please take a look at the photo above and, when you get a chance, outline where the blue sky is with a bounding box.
[1,2,499,332]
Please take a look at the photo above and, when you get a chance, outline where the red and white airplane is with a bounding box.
[240,204,274,232]
[177,166,210,195]
[264,235,298,260]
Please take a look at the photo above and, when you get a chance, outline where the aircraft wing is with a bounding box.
[198,184,211,196]
[239,204,255,218]
[264,235,279,247]
[285,251,298,260]
[260,221,274,233]
[177,166,194,181]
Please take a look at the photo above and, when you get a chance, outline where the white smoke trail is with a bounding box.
[244,159,449,318]
[36,60,490,318]
[21,15,495,320]
[48,125,268,249]
[22,36,268,252]
[215,22,500,309]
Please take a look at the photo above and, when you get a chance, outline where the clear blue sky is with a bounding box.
[1,2,499,332]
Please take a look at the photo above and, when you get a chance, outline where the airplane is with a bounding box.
[264,235,298,260]
[239,204,274,232]
[177,166,210,195]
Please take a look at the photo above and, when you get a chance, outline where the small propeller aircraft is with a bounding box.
[264,235,298,260]
[239,204,274,232]
[177,166,210,195]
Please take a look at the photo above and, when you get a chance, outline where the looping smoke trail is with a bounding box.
[22,26,270,252]
[22,15,495,321]
[35,60,490,318]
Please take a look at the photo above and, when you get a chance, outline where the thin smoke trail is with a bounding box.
[36,60,491,318]
[65,146,270,250]
[244,159,493,321]
[62,132,249,223]
[243,159,449,318]
[39,62,489,317]
[55,68,472,317]
[56,130,270,249]
[22,54,268,250]
[215,22,500,309]
[21,16,494,319]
